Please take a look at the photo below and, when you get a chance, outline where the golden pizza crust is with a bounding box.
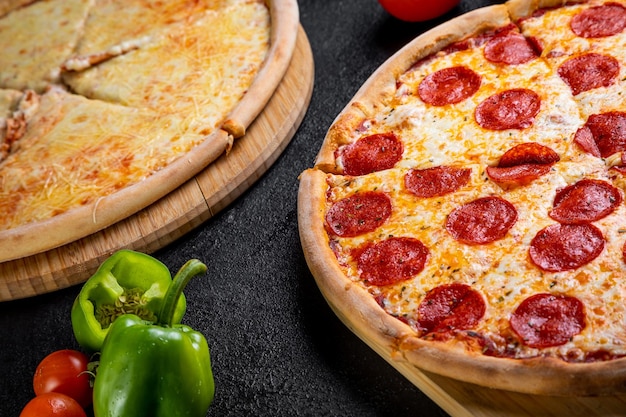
[0,0,299,261]
[298,168,416,346]
[399,335,626,396]
[1,131,231,264]
[506,0,585,22]
[223,0,300,138]
[298,1,626,396]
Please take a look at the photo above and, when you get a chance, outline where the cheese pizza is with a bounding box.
[0,0,299,261]
[299,0,626,395]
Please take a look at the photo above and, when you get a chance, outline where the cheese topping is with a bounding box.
[0,0,271,231]
[0,0,94,92]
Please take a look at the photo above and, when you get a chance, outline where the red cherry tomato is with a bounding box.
[33,350,93,408]
[377,0,460,22]
[19,392,87,417]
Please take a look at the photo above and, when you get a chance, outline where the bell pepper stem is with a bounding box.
[159,259,207,326]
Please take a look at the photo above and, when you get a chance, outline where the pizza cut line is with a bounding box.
[0,0,299,262]
[299,0,626,395]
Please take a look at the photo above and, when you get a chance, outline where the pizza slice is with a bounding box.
[63,1,271,138]
[61,0,244,71]
[514,1,626,173]
[0,86,230,258]
[0,0,93,92]
[515,0,626,116]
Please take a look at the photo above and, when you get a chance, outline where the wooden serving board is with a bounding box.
[0,26,314,302]
[400,361,626,416]
[345,305,626,417]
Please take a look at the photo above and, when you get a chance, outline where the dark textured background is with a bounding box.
[1,1,503,415]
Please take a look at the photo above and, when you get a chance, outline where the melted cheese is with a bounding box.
[0,0,37,18]
[324,2,626,360]
[0,0,94,92]
[0,88,210,228]
[518,0,626,119]
[0,89,22,120]
[63,2,270,130]
[64,0,250,69]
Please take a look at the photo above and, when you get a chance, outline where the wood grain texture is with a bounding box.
[0,26,314,302]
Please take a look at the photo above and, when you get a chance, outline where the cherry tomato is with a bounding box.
[33,350,93,408]
[19,392,87,417]
[377,0,460,22]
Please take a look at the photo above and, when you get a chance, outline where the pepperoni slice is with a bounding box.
[570,3,626,38]
[446,196,517,245]
[417,283,486,334]
[558,53,619,96]
[529,223,604,272]
[475,89,541,130]
[404,166,471,198]
[574,111,626,158]
[486,164,552,185]
[498,142,560,167]
[418,66,481,106]
[510,293,586,348]
[484,32,539,65]
[549,179,622,224]
[487,142,559,185]
[357,237,429,286]
[325,191,392,237]
[340,132,403,176]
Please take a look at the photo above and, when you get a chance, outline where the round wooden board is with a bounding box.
[0,26,314,302]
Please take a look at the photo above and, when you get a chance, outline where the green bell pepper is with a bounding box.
[93,259,214,417]
[71,249,187,352]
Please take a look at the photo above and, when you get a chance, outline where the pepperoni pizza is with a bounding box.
[299,0,626,395]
